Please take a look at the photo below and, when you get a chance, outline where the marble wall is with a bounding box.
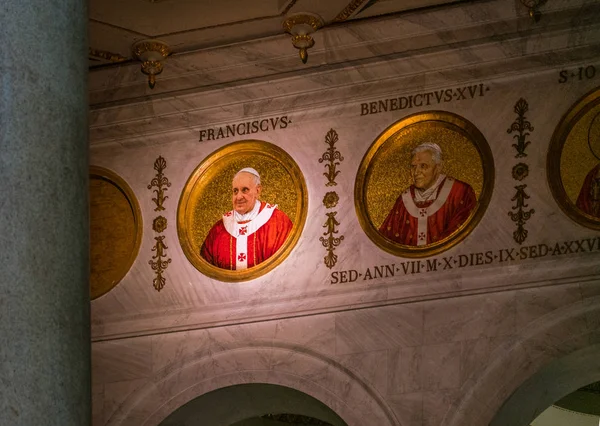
[90,0,600,424]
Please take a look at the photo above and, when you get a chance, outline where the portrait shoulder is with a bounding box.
[209,216,227,231]
[272,204,292,221]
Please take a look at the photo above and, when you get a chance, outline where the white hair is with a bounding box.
[412,143,442,164]
[234,167,261,185]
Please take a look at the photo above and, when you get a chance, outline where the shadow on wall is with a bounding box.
[158,383,348,426]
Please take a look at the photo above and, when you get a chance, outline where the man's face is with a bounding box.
[232,172,261,214]
[410,150,440,190]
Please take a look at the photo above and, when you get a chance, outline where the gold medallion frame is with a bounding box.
[355,111,495,258]
[177,140,308,282]
[89,166,143,300]
[548,87,600,230]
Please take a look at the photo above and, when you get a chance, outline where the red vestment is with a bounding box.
[201,201,293,270]
[379,177,476,246]
[576,163,600,218]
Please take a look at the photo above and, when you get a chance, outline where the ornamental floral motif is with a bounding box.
[152,215,168,233]
[319,129,345,268]
[322,191,339,209]
[149,236,172,292]
[507,98,534,158]
[320,212,344,269]
[512,163,529,181]
[149,156,172,291]
[509,185,536,245]
[318,129,344,186]
[508,98,535,244]
[147,155,172,211]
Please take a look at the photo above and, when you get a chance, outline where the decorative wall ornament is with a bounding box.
[148,156,172,292]
[333,0,370,22]
[319,128,344,186]
[507,98,535,244]
[547,87,600,230]
[132,39,171,89]
[88,48,127,63]
[323,191,339,209]
[152,215,168,233]
[507,98,534,158]
[519,0,548,22]
[320,212,345,269]
[355,111,494,258]
[282,13,323,64]
[89,166,143,300]
[149,236,172,292]
[512,162,529,181]
[319,129,345,269]
[509,184,535,244]
[148,155,172,211]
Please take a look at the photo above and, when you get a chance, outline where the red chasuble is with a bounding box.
[379,177,476,246]
[576,163,600,218]
[201,201,293,270]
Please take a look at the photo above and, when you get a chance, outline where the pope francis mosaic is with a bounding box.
[200,167,293,270]
[379,142,476,246]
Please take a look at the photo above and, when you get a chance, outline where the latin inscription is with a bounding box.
[199,115,291,142]
[558,65,596,84]
[359,83,491,116]
[330,236,600,284]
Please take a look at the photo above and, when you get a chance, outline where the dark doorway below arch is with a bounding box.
[158,383,348,426]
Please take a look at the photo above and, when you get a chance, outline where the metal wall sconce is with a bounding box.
[132,40,171,89]
[282,13,324,64]
[520,0,548,23]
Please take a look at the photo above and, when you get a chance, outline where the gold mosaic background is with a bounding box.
[90,176,139,299]
[189,155,297,254]
[560,104,600,204]
[366,123,484,228]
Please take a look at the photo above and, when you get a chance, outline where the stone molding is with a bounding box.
[104,342,398,426]
[89,1,600,149]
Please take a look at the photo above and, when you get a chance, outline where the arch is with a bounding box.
[105,342,399,426]
[444,292,600,426]
[490,344,600,426]
[158,383,347,426]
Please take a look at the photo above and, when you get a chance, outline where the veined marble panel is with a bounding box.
[88,0,600,343]
[88,0,600,106]
[91,64,600,339]
[89,30,600,146]
[91,280,599,426]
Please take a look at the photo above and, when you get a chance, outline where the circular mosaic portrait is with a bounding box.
[355,111,495,258]
[177,140,308,282]
[548,87,600,230]
[90,166,142,299]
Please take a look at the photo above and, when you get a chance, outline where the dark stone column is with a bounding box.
[0,0,90,425]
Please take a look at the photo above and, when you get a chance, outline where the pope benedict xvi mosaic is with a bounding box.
[378,142,477,246]
[200,167,293,270]
[355,111,494,258]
